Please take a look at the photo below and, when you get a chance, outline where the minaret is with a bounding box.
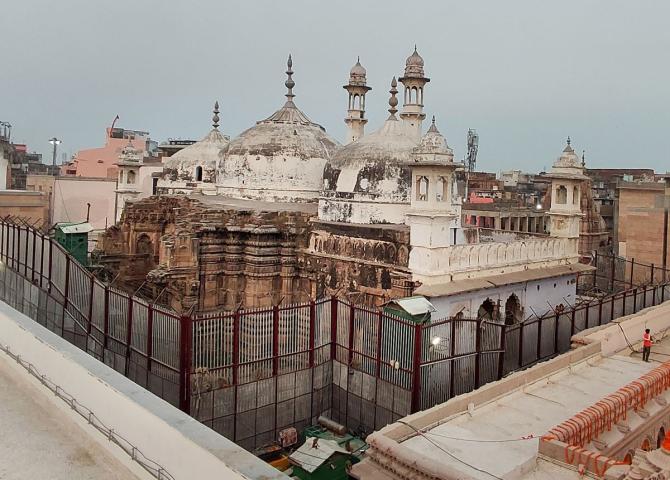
[399,46,430,141]
[343,57,372,144]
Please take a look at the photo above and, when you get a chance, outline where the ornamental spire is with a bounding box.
[285,54,295,104]
[388,77,398,120]
[212,101,220,129]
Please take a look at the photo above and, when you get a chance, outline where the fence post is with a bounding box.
[630,258,635,288]
[272,304,279,376]
[178,314,193,414]
[536,317,542,361]
[643,286,647,309]
[146,305,153,387]
[553,313,560,354]
[48,238,53,294]
[309,300,316,368]
[347,304,355,366]
[610,255,616,291]
[449,319,456,398]
[518,321,525,367]
[633,288,637,313]
[611,295,616,322]
[375,310,383,379]
[571,308,576,336]
[62,255,71,335]
[411,322,423,413]
[622,290,627,316]
[31,229,36,282]
[652,263,656,284]
[124,297,134,377]
[474,319,482,389]
[497,324,507,380]
[330,296,337,361]
[24,227,29,277]
[86,275,94,346]
[103,286,110,354]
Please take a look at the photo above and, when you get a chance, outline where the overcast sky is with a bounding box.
[2,0,669,173]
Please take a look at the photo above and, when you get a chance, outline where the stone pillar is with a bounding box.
[494,216,502,230]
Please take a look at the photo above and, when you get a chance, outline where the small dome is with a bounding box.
[163,128,229,176]
[554,137,581,168]
[404,47,425,77]
[413,117,454,161]
[350,58,366,77]
[347,57,368,87]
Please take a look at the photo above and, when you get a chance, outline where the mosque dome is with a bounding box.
[319,78,419,224]
[161,102,228,189]
[404,46,425,78]
[216,55,340,203]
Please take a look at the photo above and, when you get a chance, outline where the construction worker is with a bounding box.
[643,328,653,362]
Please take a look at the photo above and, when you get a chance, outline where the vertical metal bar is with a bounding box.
[347,304,355,366]
[48,238,53,294]
[553,313,560,354]
[630,258,635,288]
[449,319,456,398]
[39,233,45,286]
[308,300,315,368]
[497,323,507,380]
[536,318,542,360]
[610,254,616,292]
[31,229,36,282]
[103,286,110,352]
[411,322,423,413]
[571,307,576,336]
[375,311,383,379]
[62,255,71,335]
[24,226,29,276]
[623,290,627,316]
[178,314,193,414]
[474,319,482,389]
[611,295,615,322]
[518,321,525,367]
[330,296,338,361]
[231,310,240,441]
[652,263,656,284]
[146,305,153,387]
[124,297,134,377]
[633,288,637,313]
[272,305,279,376]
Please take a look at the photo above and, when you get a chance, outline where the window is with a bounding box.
[556,185,567,204]
[195,166,203,182]
[573,186,579,205]
[127,170,136,184]
[416,176,428,201]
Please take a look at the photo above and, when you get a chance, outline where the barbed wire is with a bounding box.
[0,343,175,480]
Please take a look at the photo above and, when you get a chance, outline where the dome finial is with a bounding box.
[566,135,571,146]
[285,54,296,104]
[388,77,399,120]
[582,149,586,168]
[427,115,440,133]
[212,101,220,129]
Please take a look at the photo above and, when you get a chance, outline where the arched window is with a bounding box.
[195,166,203,182]
[556,185,567,204]
[436,176,447,202]
[573,186,579,205]
[136,234,153,255]
[657,427,666,449]
[504,294,521,325]
[416,176,428,201]
[127,170,136,184]
[119,170,124,183]
[477,298,496,321]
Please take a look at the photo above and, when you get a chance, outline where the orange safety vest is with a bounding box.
[643,333,652,347]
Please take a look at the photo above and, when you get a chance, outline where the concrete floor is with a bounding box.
[0,352,140,480]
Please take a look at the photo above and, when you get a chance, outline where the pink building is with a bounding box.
[63,127,151,178]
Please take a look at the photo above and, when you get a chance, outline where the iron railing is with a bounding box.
[1,219,669,449]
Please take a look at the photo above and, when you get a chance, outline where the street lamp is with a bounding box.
[49,137,61,176]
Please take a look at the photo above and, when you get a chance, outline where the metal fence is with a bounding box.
[2,220,670,450]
